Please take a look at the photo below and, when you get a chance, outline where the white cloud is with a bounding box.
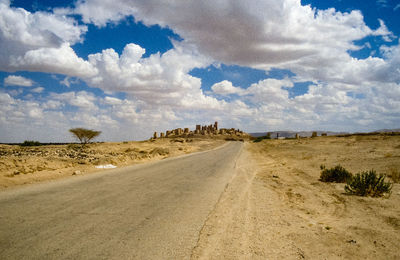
[50,91,98,111]
[242,79,294,116]
[9,43,97,78]
[42,100,62,110]
[4,75,34,87]
[85,42,223,111]
[104,96,123,105]
[395,4,400,11]
[1,76,399,142]
[31,87,44,93]
[64,0,400,115]
[371,19,395,41]
[0,1,94,77]
[60,0,135,27]
[71,0,393,74]
[59,76,80,87]
[211,80,244,96]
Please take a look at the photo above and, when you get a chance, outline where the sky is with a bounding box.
[0,0,399,142]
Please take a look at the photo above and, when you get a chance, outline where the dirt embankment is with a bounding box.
[193,135,400,259]
[0,138,226,189]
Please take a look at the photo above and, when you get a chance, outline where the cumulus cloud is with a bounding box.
[1,76,399,142]
[61,0,135,27]
[0,1,95,77]
[84,42,224,111]
[10,43,97,78]
[232,79,400,133]
[211,80,244,96]
[4,75,34,87]
[71,0,393,74]
[49,91,98,111]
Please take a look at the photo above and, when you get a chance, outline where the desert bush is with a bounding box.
[345,170,392,197]
[69,128,101,145]
[319,165,352,183]
[311,131,318,138]
[253,135,271,143]
[20,140,41,146]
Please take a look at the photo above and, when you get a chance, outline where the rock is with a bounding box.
[72,170,81,175]
[95,164,117,169]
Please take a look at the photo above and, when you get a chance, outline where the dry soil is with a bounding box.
[0,138,225,189]
[192,134,400,259]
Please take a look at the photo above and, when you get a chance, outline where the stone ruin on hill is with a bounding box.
[152,122,248,139]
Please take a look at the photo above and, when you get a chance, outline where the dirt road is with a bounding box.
[0,142,243,259]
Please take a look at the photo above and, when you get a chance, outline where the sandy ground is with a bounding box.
[0,138,225,189]
[192,134,400,259]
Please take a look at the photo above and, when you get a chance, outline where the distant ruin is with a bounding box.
[152,122,248,139]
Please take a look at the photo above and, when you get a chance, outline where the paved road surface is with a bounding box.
[0,141,243,259]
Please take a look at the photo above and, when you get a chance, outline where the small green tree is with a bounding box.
[69,128,101,145]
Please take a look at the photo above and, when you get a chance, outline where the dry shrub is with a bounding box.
[345,170,392,197]
[319,165,352,183]
[20,140,42,146]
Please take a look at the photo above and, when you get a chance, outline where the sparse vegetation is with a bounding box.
[319,164,352,183]
[20,140,41,146]
[69,128,101,145]
[253,134,271,142]
[345,170,392,197]
[312,131,318,138]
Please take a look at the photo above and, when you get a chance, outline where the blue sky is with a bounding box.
[0,0,399,142]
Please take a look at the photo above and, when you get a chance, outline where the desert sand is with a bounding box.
[0,138,225,189]
[193,134,400,259]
